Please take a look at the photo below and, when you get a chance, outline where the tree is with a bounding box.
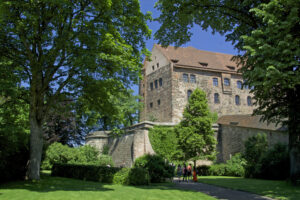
[0,0,151,180]
[175,89,216,164]
[155,0,300,183]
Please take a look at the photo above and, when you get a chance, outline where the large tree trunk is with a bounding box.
[27,111,44,180]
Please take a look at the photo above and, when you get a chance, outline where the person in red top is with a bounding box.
[193,166,198,182]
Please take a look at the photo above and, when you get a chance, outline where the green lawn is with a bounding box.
[198,176,300,200]
[0,175,216,200]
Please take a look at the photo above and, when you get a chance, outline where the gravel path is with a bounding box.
[173,179,275,200]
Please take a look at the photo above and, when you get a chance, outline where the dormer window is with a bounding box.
[171,59,179,63]
[227,65,235,70]
[199,62,208,67]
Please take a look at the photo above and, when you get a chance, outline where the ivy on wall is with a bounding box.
[148,126,183,162]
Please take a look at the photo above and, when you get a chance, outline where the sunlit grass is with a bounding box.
[0,175,216,200]
[198,176,300,200]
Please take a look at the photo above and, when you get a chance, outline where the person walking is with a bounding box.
[182,164,187,182]
[187,164,192,182]
[193,166,198,182]
[177,164,182,182]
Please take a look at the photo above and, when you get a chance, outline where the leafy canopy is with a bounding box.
[175,88,216,161]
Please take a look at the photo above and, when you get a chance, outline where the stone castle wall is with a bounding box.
[171,67,255,123]
[217,124,288,162]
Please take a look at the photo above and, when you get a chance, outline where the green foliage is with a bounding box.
[113,167,130,185]
[134,154,174,183]
[155,0,300,182]
[175,88,216,161]
[149,126,183,162]
[259,143,290,180]
[42,143,114,170]
[197,154,246,177]
[243,134,289,180]
[0,0,151,179]
[52,163,120,183]
[128,167,150,185]
[0,77,30,182]
[243,133,268,178]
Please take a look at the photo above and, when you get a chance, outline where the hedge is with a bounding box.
[52,163,120,183]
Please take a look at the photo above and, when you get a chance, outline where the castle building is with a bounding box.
[86,45,288,167]
[139,44,255,123]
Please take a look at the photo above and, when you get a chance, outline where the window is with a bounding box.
[214,93,220,104]
[237,81,242,89]
[247,96,252,106]
[150,102,153,108]
[235,95,240,105]
[159,78,163,87]
[157,63,159,68]
[244,82,249,90]
[150,82,153,90]
[213,78,218,87]
[187,90,193,100]
[190,74,196,83]
[152,65,155,70]
[183,74,189,82]
[157,99,160,106]
[155,80,158,88]
[224,78,230,86]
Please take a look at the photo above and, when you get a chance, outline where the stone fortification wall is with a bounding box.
[171,67,254,123]
[217,124,288,162]
[86,122,174,167]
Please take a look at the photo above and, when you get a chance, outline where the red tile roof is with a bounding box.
[155,44,240,73]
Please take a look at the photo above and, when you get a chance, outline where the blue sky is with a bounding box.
[139,0,238,55]
[132,1,238,94]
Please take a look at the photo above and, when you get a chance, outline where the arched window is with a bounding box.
[237,81,242,89]
[187,90,193,100]
[247,96,252,106]
[214,93,220,104]
[235,95,240,105]
[224,78,230,86]
[154,80,158,88]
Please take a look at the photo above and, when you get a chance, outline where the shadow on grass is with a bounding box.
[0,175,114,193]
[198,176,300,200]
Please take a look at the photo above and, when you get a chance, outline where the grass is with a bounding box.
[198,176,300,200]
[0,175,216,200]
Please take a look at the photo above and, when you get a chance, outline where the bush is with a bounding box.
[243,133,268,178]
[42,143,114,169]
[52,163,120,183]
[113,168,130,185]
[196,165,211,176]
[128,167,150,185]
[197,153,245,177]
[243,134,290,180]
[134,154,174,183]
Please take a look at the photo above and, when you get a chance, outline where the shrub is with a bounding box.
[209,164,227,176]
[134,154,174,183]
[224,153,246,177]
[128,167,150,185]
[257,143,289,180]
[113,168,130,185]
[243,134,290,180]
[52,163,120,183]
[243,133,268,178]
[196,165,211,176]
[42,143,114,169]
